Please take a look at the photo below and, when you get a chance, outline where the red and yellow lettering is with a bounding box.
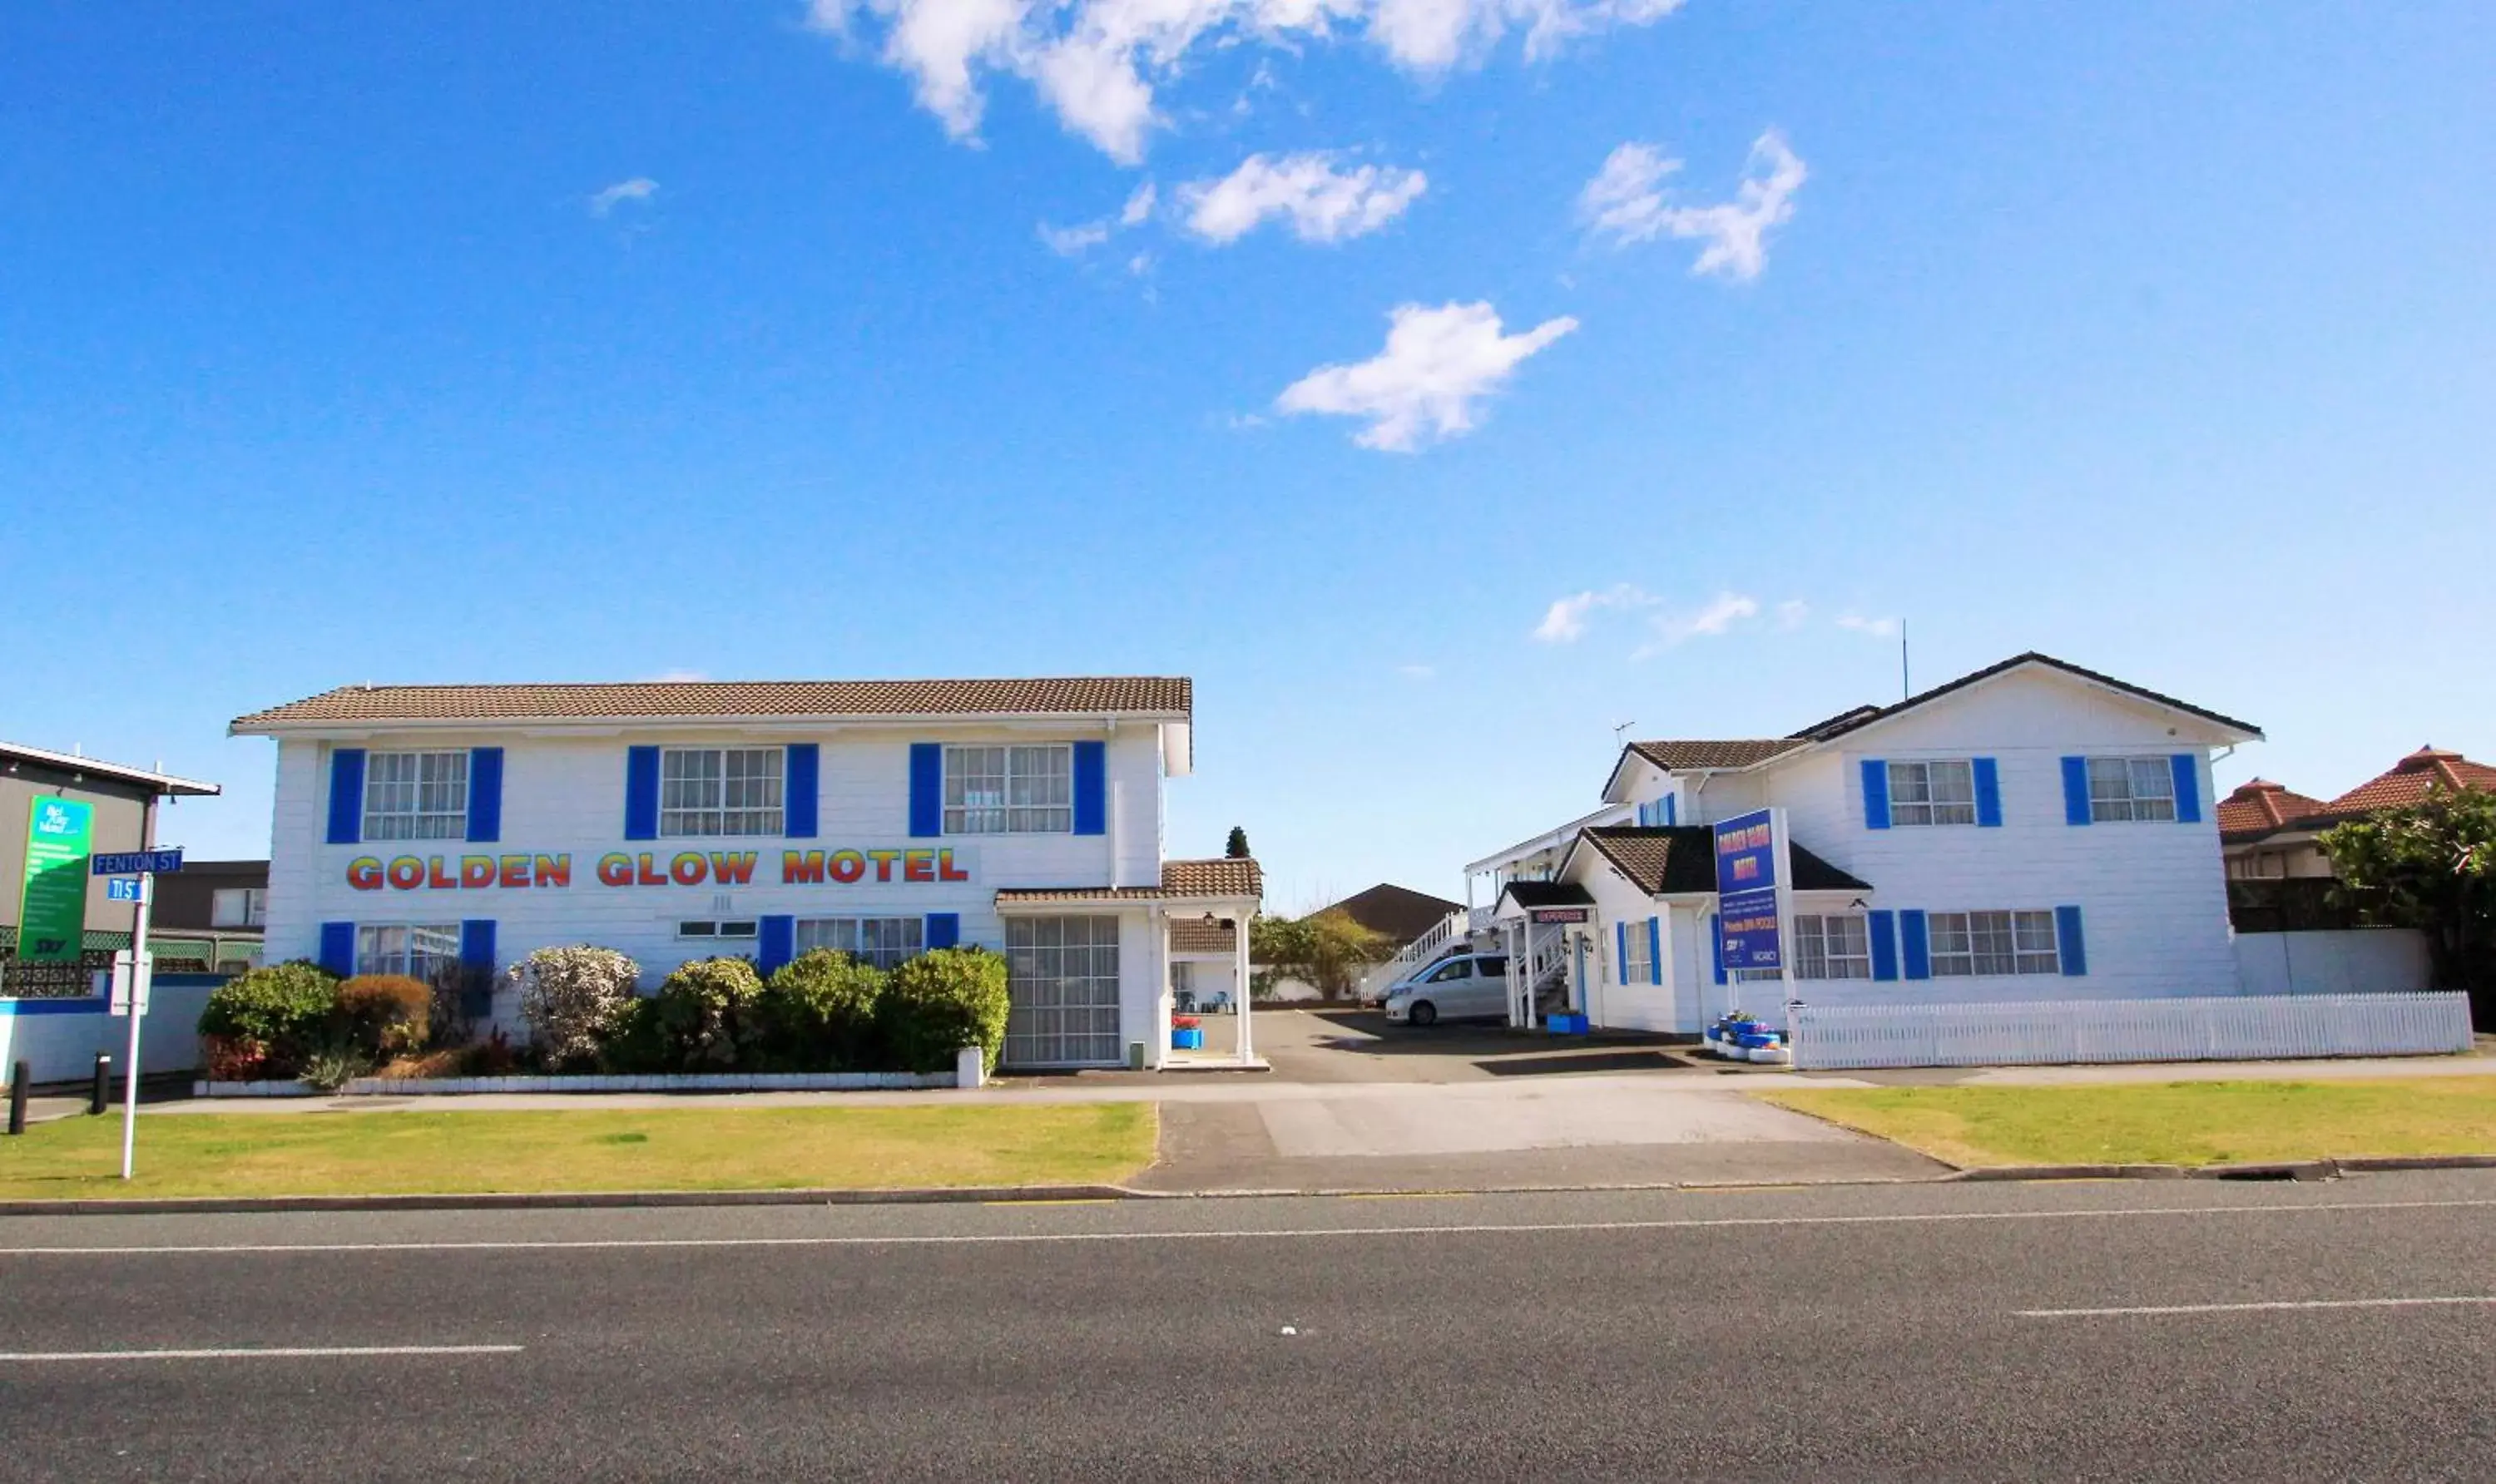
[904,848,935,883]
[461,856,497,889]
[637,853,667,887]
[499,855,531,889]
[782,850,825,885]
[866,848,901,883]
[597,853,633,888]
[711,852,756,886]
[386,857,425,890]
[347,857,384,891]
[830,850,865,884]
[670,852,706,886]
[537,854,572,888]
[428,857,457,890]
[938,848,969,882]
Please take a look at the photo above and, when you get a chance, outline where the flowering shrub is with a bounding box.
[653,957,765,1071]
[203,1034,270,1082]
[1171,1015,1202,1031]
[508,946,643,1071]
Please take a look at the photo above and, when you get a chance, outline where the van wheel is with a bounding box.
[1408,1001,1438,1027]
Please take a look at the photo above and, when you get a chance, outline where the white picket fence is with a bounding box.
[1789,992,2474,1071]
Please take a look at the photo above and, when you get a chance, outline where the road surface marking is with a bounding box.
[2,1197,2491,1257]
[0,1344,524,1362]
[2019,1297,2496,1318]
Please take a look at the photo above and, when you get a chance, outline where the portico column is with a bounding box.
[1234,901,1254,1065]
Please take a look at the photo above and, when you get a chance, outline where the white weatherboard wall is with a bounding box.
[2233,930,2432,997]
[262,724,1175,1063]
[0,981,216,1085]
[1791,992,2473,1070]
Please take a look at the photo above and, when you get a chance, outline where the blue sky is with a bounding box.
[4,2,2492,911]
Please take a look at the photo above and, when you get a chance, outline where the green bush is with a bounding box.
[334,975,431,1058]
[597,995,670,1074]
[199,961,340,1077]
[753,950,887,1071]
[877,947,1011,1075]
[651,957,765,1071]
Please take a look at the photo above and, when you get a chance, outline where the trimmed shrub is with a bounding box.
[199,961,339,1077]
[651,957,766,1071]
[334,975,431,1058]
[752,951,887,1071]
[598,995,670,1075]
[877,947,1011,1075]
[508,946,643,1071]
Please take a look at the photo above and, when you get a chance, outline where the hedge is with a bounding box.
[877,947,1011,1075]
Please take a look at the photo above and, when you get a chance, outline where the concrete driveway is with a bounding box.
[1226,1006,1702,1084]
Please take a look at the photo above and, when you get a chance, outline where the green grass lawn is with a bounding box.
[0,1103,1159,1200]
[1761,1077,2496,1169]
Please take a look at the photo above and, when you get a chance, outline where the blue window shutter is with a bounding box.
[784,744,820,838]
[624,746,661,841]
[326,749,365,845]
[318,922,356,977]
[1861,759,1891,830]
[1709,916,1726,985]
[458,920,497,1018]
[1900,910,1931,980]
[2061,756,2092,826]
[1868,910,1899,982]
[1647,917,1662,986]
[908,744,943,838]
[925,912,960,951]
[758,915,795,976]
[1634,801,1648,827]
[1973,757,2003,828]
[2170,754,2202,823]
[1664,794,1677,826]
[466,747,503,843]
[1616,921,1630,985]
[1072,740,1107,836]
[2056,906,2088,977]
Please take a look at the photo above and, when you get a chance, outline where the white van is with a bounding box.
[1380,953,1511,1026]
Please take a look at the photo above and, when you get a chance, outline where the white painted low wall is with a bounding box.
[0,979,216,1087]
[195,1070,958,1097]
[2233,929,2431,997]
[1790,992,2473,1071]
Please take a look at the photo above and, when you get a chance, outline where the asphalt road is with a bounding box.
[3,1174,2494,1482]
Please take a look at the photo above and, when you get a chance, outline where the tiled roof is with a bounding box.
[232,677,1192,730]
[1168,919,1239,953]
[2315,747,2496,819]
[1627,740,1805,771]
[994,857,1263,906]
[1497,880,1594,909]
[1315,883,1465,946]
[2217,779,2332,842]
[1576,826,1871,895]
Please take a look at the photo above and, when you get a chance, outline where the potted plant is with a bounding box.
[1170,1014,1205,1051]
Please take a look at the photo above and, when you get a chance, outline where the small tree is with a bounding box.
[509,946,644,1071]
[2321,789,2496,1027]
[1249,908,1390,999]
[1225,825,1251,859]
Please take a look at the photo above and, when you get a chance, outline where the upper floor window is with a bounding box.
[364,750,468,841]
[1888,759,1976,827]
[210,887,267,929]
[1793,914,1871,980]
[661,747,782,837]
[2087,757,2177,823]
[944,744,1072,834]
[1929,910,2059,977]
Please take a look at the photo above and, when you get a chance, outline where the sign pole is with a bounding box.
[1772,807,1800,1051]
[119,795,156,1181]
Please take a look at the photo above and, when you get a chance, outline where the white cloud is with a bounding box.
[814,0,1687,162]
[1837,613,1901,639]
[1775,599,1810,631]
[1533,583,1656,642]
[1397,663,1438,680]
[1179,152,1428,245]
[1636,591,1761,655]
[587,177,659,216]
[1578,129,1807,279]
[1038,218,1113,255]
[1277,300,1577,452]
[1120,180,1159,226]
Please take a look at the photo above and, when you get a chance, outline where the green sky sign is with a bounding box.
[16,796,94,962]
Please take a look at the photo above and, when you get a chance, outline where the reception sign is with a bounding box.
[17,796,94,962]
[1714,809,1784,973]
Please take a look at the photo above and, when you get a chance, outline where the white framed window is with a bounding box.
[1929,910,2059,977]
[1621,923,1652,983]
[211,887,268,929]
[1889,759,1977,827]
[364,751,468,841]
[676,919,760,942]
[795,916,924,971]
[1793,914,1871,980]
[356,923,462,979]
[2087,757,2177,823]
[661,748,783,837]
[943,744,1072,834]
[1003,915,1122,1066]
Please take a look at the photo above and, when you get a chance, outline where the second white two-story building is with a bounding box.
[230,676,1259,1070]
[1462,653,2262,1034]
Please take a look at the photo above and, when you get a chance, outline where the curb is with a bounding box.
[0,1184,1151,1218]
[1947,1153,2496,1184]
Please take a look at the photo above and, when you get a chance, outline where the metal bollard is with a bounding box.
[5,1060,27,1136]
[92,1054,112,1115]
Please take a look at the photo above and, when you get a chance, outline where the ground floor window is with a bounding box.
[1003,916,1122,1066]
[796,916,924,971]
[1929,910,2059,977]
[356,923,461,979]
[1621,922,1652,983]
[1794,914,1872,980]
[676,919,760,943]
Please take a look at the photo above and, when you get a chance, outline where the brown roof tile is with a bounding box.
[2217,779,2332,842]
[993,857,1263,907]
[1627,740,1805,771]
[233,677,1191,730]
[2315,746,2496,819]
[1574,826,1871,894]
[1168,919,1239,953]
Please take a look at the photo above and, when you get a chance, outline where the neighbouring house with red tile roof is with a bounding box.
[2220,746,2496,882]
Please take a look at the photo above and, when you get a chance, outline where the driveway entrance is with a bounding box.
[1255,1007,1691,1085]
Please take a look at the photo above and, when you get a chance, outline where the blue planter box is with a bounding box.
[1548,1013,1590,1035]
[1171,1027,1205,1050]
